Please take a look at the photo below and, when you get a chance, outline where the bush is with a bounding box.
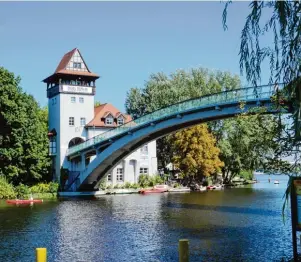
[138,174,150,188]
[99,182,106,190]
[130,183,139,189]
[49,182,59,194]
[30,182,59,194]
[106,184,113,189]
[124,182,131,189]
[0,176,16,199]
[15,184,31,199]
[113,184,120,189]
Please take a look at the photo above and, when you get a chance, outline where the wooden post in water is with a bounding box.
[179,239,189,262]
[36,248,47,262]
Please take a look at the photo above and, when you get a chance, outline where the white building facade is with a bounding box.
[44,48,157,188]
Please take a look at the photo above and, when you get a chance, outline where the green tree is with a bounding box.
[125,68,241,169]
[217,113,280,183]
[95,100,102,107]
[0,67,51,185]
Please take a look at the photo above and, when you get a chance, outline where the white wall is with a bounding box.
[49,90,95,180]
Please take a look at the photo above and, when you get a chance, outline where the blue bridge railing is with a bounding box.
[66,84,284,156]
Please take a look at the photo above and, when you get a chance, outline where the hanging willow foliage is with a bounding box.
[223,1,301,141]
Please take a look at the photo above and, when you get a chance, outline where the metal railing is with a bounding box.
[66,84,283,156]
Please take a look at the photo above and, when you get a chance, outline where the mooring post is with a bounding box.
[36,248,47,262]
[179,239,189,262]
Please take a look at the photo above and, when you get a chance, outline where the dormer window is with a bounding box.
[117,116,124,125]
[105,116,113,125]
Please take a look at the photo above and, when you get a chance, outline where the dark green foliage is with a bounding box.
[0,67,51,185]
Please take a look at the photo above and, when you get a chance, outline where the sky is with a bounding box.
[0,2,272,110]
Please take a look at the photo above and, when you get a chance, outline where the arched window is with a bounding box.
[68,137,85,148]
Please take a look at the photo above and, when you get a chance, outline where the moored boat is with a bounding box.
[207,185,223,190]
[168,187,191,193]
[6,199,43,204]
[139,188,166,194]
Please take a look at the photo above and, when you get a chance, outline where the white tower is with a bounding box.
[43,48,99,183]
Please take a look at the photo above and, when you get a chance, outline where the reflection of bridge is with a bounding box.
[66,84,286,191]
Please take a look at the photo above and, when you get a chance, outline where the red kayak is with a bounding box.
[6,199,43,204]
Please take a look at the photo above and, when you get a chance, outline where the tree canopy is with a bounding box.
[0,67,51,185]
[171,124,223,183]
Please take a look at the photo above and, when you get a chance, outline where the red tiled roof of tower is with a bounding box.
[43,48,99,83]
[86,103,133,128]
[55,48,77,73]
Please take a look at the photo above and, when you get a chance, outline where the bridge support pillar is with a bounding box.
[81,153,86,171]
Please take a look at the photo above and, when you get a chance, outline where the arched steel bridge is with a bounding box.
[66,84,287,191]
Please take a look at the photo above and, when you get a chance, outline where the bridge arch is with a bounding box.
[66,84,288,191]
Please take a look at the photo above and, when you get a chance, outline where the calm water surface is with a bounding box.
[0,175,295,261]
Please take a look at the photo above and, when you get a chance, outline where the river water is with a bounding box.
[0,174,295,261]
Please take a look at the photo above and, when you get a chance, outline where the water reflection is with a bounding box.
[0,174,295,261]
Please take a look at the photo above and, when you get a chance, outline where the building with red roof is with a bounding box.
[44,48,157,187]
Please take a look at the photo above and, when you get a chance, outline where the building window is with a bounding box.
[49,136,57,155]
[71,97,76,103]
[80,117,86,126]
[73,62,82,69]
[107,174,112,181]
[117,174,123,181]
[105,117,113,125]
[141,144,148,154]
[117,117,124,125]
[117,168,123,181]
[79,97,84,103]
[69,117,74,126]
[140,168,148,174]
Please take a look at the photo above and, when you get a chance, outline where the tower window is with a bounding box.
[71,97,76,103]
[73,62,82,69]
[49,136,57,155]
[79,97,84,103]
[69,117,74,126]
[80,117,86,126]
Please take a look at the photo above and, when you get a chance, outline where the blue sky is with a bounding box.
[0,2,272,110]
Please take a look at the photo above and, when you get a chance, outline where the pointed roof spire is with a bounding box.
[43,48,99,83]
